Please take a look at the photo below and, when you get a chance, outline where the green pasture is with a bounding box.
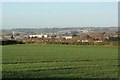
[2,44,118,78]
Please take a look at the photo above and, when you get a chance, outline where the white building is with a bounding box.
[29,34,47,38]
[44,35,48,38]
[29,35,41,38]
[94,40,103,43]
[0,36,2,41]
[81,39,88,42]
[62,36,72,39]
[65,36,72,39]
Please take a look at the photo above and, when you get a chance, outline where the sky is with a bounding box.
[1,0,119,2]
[1,2,118,29]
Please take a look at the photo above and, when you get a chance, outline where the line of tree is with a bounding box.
[1,40,25,45]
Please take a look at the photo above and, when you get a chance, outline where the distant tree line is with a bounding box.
[18,36,120,46]
[1,40,25,45]
[2,36,119,46]
[47,41,118,46]
[106,37,120,41]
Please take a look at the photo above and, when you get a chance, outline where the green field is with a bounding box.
[2,44,118,78]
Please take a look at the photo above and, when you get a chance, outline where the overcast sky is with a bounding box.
[2,2,118,29]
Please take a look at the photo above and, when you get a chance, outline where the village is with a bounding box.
[1,27,119,45]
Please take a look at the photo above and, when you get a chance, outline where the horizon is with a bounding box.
[2,25,118,30]
[1,2,118,29]
[1,26,118,30]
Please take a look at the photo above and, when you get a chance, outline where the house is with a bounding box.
[65,36,72,39]
[29,35,42,38]
[29,34,48,38]
[0,36,2,41]
[81,39,88,42]
[62,36,72,39]
[44,35,48,38]
[3,36,11,40]
[94,40,103,43]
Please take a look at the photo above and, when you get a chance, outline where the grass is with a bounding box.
[2,44,118,78]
